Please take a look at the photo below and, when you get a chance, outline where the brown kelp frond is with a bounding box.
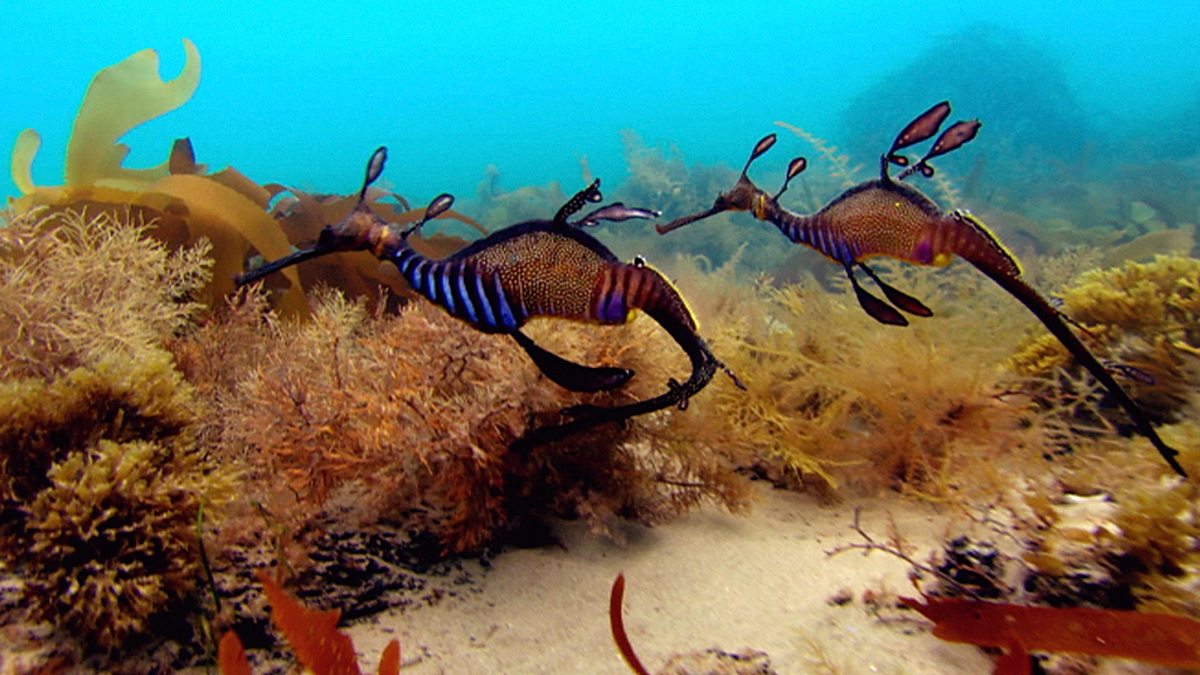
[8,39,481,319]
[191,288,747,556]
[151,173,306,310]
[8,39,304,314]
[65,39,201,187]
[1009,254,1200,423]
[903,595,1200,671]
[0,208,212,380]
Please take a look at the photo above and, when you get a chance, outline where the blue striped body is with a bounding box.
[387,220,626,334]
[391,247,526,332]
[777,211,859,265]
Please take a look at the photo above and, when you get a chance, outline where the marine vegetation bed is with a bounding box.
[2,38,1200,674]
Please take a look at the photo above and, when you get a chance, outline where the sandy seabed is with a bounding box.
[339,484,991,674]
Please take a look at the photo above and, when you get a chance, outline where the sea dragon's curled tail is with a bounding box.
[237,148,742,449]
[655,102,1186,477]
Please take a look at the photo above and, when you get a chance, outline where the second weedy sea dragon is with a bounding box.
[238,148,741,447]
[655,101,1185,476]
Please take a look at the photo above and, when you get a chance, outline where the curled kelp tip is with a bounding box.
[67,37,202,186]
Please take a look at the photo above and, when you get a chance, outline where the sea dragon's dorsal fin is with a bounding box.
[952,209,1023,277]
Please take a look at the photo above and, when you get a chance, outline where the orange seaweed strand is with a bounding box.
[217,630,253,675]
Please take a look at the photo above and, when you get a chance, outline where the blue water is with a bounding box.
[2,1,1197,203]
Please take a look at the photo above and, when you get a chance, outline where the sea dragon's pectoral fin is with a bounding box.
[858,263,934,317]
[845,264,908,326]
[512,330,634,392]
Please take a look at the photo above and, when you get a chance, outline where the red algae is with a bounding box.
[902,595,1200,670]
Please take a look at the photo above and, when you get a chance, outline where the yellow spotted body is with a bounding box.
[239,147,730,451]
[467,229,606,321]
[769,178,1021,277]
[394,220,699,343]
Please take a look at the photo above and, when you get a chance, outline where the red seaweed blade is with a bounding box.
[902,596,1200,669]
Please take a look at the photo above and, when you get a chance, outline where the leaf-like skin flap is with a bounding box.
[66,38,201,187]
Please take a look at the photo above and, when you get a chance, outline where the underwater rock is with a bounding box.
[1101,228,1195,268]
[1129,200,1158,226]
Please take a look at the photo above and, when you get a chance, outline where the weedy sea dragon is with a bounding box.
[655,101,1186,476]
[237,148,741,447]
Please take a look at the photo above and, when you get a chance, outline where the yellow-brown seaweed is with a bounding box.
[1009,254,1200,423]
[181,286,748,555]
[0,208,235,652]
